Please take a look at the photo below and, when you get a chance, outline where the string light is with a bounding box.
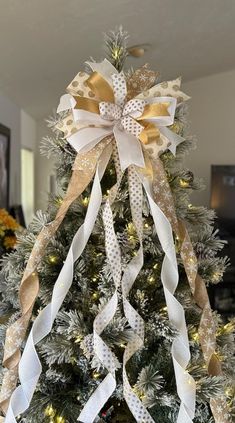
[153,263,158,270]
[92,371,101,379]
[112,47,123,60]
[74,335,83,343]
[81,196,89,206]
[45,404,56,418]
[48,254,59,265]
[179,178,190,188]
[175,235,181,253]
[92,291,99,301]
[147,275,155,284]
[192,332,199,342]
[56,416,65,423]
[211,270,222,283]
[160,306,168,313]
[56,197,63,206]
[70,356,77,365]
[136,290,145,300]
[92,276,98,282]
[119,343,126,348]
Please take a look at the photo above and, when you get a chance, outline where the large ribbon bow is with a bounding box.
[57,59,183,169]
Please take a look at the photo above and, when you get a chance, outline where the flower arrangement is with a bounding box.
[0,209,19,256]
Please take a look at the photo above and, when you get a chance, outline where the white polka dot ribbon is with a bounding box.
[121,166,155,422]
[78,145,124,423]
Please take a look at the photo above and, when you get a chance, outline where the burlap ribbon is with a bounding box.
[152,157,231,423]
[0,138,112,414]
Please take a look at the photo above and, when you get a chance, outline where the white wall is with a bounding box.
[0,91,21,205]
[183,68,235,207]
[35,119,55,211]
[21,110,37,151]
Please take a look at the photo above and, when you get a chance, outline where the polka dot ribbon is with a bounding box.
[78,144,124,422]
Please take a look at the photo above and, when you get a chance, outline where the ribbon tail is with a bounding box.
[4,147,112,423]
[121,166,155,422]
[79,143,123,423]
[86,58,118,85]
[57,93,76,113]
[159,126,184,156]
[138,172,196,423]
[78,374,116,423]
[68,127,112,154]
[113,125,145,171]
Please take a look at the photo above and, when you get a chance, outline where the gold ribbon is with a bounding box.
[138,121,160,145]
[0,138,112,414]
[152,156,231,423]
[75,96,100,114]
[86,71,114,102]
[138,102,170,120]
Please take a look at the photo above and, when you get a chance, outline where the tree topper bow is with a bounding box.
[57,59,185,170]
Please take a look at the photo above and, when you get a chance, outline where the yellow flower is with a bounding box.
[3,235,17,250]
[0,209,19,231]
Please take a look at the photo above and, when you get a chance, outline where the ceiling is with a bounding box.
[0,0,235,119]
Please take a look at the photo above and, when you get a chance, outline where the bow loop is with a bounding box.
[122,98,146,118]
[112,72,127,106]
[99,102,122,120]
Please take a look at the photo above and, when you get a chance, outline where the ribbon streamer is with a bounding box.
[78,144,123,422]
[140,173,196,423]
[4,146,112,423]
[0,142,110,414]
[121,166,155,422]
[152,157,231,423]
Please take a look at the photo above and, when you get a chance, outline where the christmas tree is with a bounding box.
[0,28,234,423]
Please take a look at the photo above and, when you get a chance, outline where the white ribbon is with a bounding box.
[79,145,123,423]
[4,146,112,423]
[139,173,196,423]
[121,166,155,422]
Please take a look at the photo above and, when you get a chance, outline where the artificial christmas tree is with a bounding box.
[0,28,234,423]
